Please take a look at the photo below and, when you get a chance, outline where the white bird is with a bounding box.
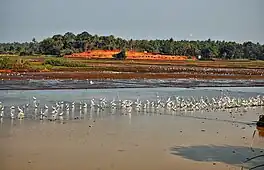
[10,111,15,119]
[52,109,58,114]
[72,102,75,108]
[60,101,64,109]
[90,99,95,107]
[52,105,56,110]
[34,103,38,108]
[59,111,64,116]
[40,109,48,120]
[18,111,24,119]
[17,106,23,113]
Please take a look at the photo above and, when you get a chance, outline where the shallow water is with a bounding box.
[0,87,264,170]
[1,86,264,106]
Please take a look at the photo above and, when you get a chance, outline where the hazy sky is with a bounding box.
[1,0,263,43]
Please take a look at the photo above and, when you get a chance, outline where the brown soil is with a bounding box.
[1,59,264,80]
[0,71,263,80]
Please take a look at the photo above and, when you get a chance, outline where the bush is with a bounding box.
[44,58,87,67]
[12,59,30,70]
[0,57,30,70]
[44,64,53,70]
[0,57,12,69]
[113,49,126,60]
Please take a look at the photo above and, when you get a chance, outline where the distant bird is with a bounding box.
[17,106,23,113]
[18,111,24,119]
[59,111,64,116]
[40,109,48,120]
[0,111,4,118]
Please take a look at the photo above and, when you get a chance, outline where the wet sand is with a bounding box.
[1,109,264,170]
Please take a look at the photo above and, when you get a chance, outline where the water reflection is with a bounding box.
[71,108,75,120]
[59,116,64,124]
[257,127,264,138]
[128,112,132,125]
[83,107,88,120]
[66,110,70,120]
[34,108,38,120]
[79,109,82,119]
[0,118,3,128]
[89,107,94,120]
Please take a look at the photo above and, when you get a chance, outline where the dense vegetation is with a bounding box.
[0,31,263,60]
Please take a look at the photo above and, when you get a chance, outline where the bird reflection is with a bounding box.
[0,93,263,125]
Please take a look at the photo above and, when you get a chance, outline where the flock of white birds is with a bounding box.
[0,94,264,122]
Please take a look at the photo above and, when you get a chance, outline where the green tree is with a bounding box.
[0,31,263,60]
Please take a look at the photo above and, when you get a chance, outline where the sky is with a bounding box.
[1,0,263,43]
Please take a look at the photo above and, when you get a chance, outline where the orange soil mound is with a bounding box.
[65,50,196,61]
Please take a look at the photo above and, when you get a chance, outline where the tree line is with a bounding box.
[0,31,263,60]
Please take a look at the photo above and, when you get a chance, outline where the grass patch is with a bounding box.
[44,58,87,67]
[0,56,31,70]
[2,54,264,71]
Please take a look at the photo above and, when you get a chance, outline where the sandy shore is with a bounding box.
[1,108,263,170]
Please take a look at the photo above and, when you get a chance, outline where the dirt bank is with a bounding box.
[0,70,263,80]
[1,59,264,80]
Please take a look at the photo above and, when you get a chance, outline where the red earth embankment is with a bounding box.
[64,50,196,61]
[0,69,12,73]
